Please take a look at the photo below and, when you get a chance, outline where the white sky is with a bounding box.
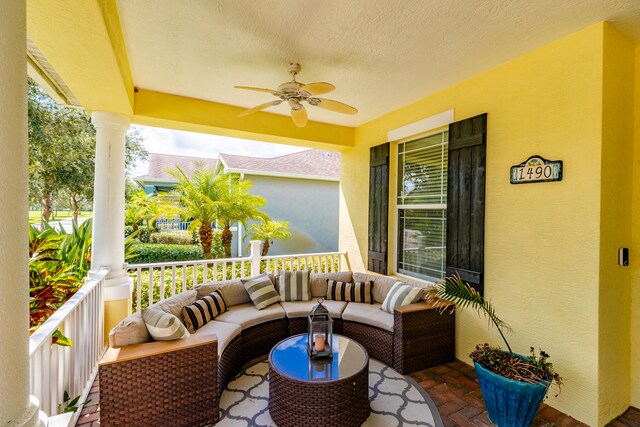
[130,125,307,177]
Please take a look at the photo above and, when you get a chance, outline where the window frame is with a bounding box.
[394,130,448,283]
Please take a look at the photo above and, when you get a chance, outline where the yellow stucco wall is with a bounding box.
[104,299,131,344]
[340,23,624,425]
[598,24,635,421]
[631,44,640,410]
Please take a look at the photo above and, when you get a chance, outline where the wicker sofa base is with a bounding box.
[218,335,243,395]
[343,321,394,367]
[393,303,456,374]
[100,339,218,427]
[269,356,370,427]
[241,319,287,364]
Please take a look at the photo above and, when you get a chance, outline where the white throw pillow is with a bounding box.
[381,282,425,313]
[142,308,190,341]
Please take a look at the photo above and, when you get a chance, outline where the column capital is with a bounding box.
[91,111,130,131]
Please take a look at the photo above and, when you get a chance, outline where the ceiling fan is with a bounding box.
[235,63,358,127]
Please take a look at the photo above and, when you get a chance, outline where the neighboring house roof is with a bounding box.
[219,149,340,181]
[139,153,218,183]
[138,149,340,184]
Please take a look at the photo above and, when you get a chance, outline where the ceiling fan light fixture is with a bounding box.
[235,63,357,127]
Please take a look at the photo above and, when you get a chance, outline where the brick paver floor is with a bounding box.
[75,359,639,426]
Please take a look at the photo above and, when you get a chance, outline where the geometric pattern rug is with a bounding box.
[218,359,444,426]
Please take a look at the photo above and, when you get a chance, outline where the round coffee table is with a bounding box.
[268,333,370,427]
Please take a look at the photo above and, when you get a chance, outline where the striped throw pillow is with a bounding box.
[381,282,425,313]
[242,273,281,310]
[142,308,190,341]
[326,280,373,303]
[181,290,227,334]
[278,270,311,301]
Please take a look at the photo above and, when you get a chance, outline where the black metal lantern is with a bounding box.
[307,298,333,359]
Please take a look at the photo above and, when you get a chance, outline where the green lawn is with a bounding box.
[28,210,92,225]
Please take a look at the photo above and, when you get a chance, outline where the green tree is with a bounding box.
[28,79,148,224]
[247,218,291,256]
[125,190,164,239]
[214,174,267,258]
[168,164,220,259]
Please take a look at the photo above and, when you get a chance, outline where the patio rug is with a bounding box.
[217,359,443,426]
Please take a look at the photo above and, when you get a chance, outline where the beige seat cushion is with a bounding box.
[342,302,394,333]
[195,320,242,355]
[214,302,285,330]
[309,271,353,297]
[108,290,197,348]
[280,300,348,319]
[196,280,251,307]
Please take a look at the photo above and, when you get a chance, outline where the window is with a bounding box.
[397,131,448,281]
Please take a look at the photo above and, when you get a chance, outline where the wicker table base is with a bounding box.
[268,334,370,427]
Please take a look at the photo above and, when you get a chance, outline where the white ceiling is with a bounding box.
[117,0,640,127]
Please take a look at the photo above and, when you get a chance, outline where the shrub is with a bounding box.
[137,227,151,243]
[128,243,204,264]
[124,226,135,237]
[150,231,193,245]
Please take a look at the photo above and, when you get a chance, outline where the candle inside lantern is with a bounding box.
[314,334,325,352]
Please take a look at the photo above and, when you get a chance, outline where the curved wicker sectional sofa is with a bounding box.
[101,271,455,426]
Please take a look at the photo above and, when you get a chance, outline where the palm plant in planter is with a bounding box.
[427,275,562,427]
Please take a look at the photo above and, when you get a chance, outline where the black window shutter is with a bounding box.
[368,143,390,274]
[446,114,487,294]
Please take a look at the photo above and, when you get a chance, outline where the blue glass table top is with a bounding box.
[269,334,368,382]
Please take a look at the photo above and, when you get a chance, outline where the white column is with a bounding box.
[0,2,46,425]
[90,112,131,300]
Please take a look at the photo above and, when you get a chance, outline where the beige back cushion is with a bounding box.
[353,273,397,304]
[196,280,251,307]
[108,290,197,348]
[352,272,435,303]
[309,271,353,298]
[108,313,151,348]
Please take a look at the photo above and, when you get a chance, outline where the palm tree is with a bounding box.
[214,174,267,258]
[125,190,163,235]
[167,164,219,259]
[247,218,292,256]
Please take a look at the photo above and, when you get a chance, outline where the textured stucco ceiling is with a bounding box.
[117,0,640,127]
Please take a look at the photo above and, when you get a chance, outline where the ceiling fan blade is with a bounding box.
[234,85,279,94]
[313,98,358,115]
[238,100,282,117]
[300,82,335,96]
[291,105,308,128]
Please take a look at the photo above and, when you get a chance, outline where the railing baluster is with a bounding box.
[136,268,142,313]
[182,265,187,291]
[204,262,208,283]
[192,263,197,287]
[148,266,154,307]
[160,266,166,301]
[171,266,177,297]
[223,262,227,280]
[232,261,237,279]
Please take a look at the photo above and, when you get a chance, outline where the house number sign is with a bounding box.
[510,155,562,184]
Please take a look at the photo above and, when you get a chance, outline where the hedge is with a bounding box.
[150,231,193,245]
[128,243,204,264]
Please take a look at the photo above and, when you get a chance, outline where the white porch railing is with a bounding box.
[29,268,108,422]
[128,244,349,312]
[155,217,192,231]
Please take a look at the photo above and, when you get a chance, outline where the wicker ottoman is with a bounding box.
[268,334,369,427]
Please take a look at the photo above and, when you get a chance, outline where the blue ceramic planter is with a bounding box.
[473,356,550,427]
